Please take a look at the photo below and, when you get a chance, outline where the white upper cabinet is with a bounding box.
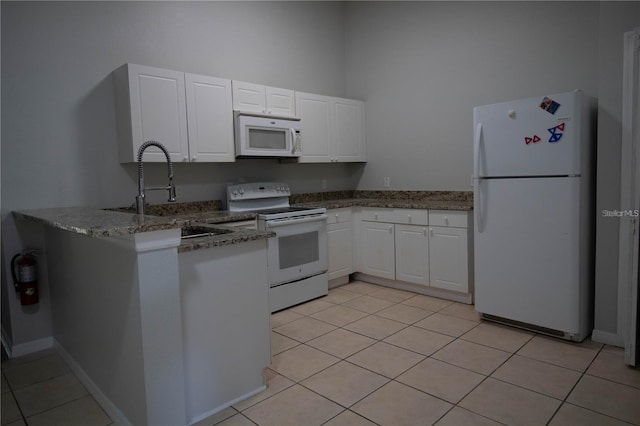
[232,81,295,117]
[334,97,366,162]
[115,64,189,163]
[185,73,234,162]
[295,92,333,162]
[296,92,366,163]
[115,64,234,163]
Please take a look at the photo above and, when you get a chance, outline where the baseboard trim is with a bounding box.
[1,327,13,358]
[54,340,132,426]
[592,329,624,347]
[189,384,266,426]
[8,336,54,358]
[353,273,473,304]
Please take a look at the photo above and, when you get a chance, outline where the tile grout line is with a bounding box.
[543,343,640,426]
[248,283,638,425]
[268,288,484,426]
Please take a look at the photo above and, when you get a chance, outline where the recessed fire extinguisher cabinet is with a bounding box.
[11,251,39,305]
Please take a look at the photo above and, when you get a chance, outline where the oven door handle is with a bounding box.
[265,213,328,228]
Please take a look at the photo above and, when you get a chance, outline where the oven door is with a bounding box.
[265,214,328,286]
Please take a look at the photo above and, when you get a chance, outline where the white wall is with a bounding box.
[594,2,640,339]
[343,1,640,341]
[345,1,599,190]
[1,1,356,347]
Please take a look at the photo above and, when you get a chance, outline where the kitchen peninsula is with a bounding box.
[14,204,273,426]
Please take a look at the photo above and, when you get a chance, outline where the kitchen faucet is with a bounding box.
[136,141,177,215]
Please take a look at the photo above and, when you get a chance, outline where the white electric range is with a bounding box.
[227,182,328,312]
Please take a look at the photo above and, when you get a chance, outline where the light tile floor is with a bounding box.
[1,349,112,426]
[2,280,640,426]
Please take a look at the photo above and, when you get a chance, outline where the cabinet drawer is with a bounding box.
[392,209,428,226]
[360,208,396,223]
[360,207,428,225]
[327,208,352,224]
[429,210,468,228]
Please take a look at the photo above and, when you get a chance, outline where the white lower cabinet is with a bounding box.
[359,220,395,280]
[429,226,468,293]
[327,209,354,280]
[356,208,472,296]
[395,224,429,286]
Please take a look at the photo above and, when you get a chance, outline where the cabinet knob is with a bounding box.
[183,156,188,162]
[444,216,449,225]
[192,155,197,161]
[408,214,412,223]
[388,225,393,233]
[423,228,427,236]
[374,213,378,220]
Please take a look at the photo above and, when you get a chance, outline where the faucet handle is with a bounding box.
[168,184,177,202]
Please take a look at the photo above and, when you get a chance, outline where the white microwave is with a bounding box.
[235,112,302,158]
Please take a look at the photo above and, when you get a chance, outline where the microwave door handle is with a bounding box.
[290,128,296,154]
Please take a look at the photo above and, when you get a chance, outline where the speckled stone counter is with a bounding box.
[15,191,471,251]
[13,207,183,237]
[13,203,272,252]
[290,190,473,211]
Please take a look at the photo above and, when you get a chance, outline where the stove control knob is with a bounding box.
[232,189,238,196]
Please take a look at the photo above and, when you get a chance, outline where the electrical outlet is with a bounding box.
[175,186,183,199]
[322,179,327,190]
[383,177,390,188]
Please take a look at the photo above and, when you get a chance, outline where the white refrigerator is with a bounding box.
[473,90,596,341]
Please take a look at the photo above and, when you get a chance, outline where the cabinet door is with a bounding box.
[185,74,235,162]
[359,221,395,280]
[118,64,189,162]
[328,221,354,280]
[266,87,295,116]
[232,81,266,114]
[395,224,429,286]
[296,92,333,163]
[429,226,468,293]
[334,98,366,162]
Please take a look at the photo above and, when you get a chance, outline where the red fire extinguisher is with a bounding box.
[11,251,39,305]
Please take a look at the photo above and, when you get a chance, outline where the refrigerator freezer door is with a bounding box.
[474,177,582,334]
[474,91,582,178]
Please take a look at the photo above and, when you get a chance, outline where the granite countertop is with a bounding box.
[14,190,472,252]
[291,189,473,211]
[295,198,472,211]
[13,203,272,252]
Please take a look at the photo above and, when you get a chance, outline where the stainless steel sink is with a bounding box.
[181,225,233,239]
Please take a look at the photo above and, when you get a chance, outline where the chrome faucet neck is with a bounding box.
[136,141,177,215]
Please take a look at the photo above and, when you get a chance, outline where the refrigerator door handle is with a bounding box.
[473,122,483,179]
[474,122,485,232]
[475,178,485,233]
